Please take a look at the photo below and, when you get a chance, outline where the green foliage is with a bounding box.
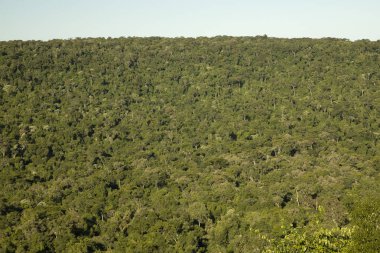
[349,197,380,252]
[0,37,379,252]
[265,225,353,253]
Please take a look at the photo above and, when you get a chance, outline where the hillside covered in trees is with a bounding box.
[0,37,379,252]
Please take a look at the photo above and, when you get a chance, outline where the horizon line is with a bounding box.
[1,35,379,43]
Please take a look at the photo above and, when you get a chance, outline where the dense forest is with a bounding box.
[0,36,379,252]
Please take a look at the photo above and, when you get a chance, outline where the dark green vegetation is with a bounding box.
[0,37,379,252]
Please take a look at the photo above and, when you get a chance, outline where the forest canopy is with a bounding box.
[0,36,379,252]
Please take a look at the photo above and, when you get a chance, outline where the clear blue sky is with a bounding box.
[1,0,379,41]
